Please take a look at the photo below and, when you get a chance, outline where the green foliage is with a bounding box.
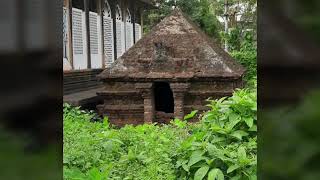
[220,28,242,51]
[145,0,256,48]
[231,50,256,86]
[184,110,199,121]
[222,28,256,52]
[64,104,189,180]
[170,110,198,128]
[230,31,257,88]
[175,89,257,180]
[144,0,222,38]
[64,89,256,180]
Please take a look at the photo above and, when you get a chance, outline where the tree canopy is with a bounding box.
[144,0,257,52]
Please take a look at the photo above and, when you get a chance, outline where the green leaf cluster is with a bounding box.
[175,89,257,180]
[63,104,189,180]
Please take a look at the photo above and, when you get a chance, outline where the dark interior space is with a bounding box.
[72,0,84,9]
[89,0,97,12]
[154,82,174,113]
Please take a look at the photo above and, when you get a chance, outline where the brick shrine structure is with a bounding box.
[97,9,245,126]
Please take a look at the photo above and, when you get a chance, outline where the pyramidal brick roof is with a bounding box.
[98,9,245,81]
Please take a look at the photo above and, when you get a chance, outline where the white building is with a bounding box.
[63,0,153,71]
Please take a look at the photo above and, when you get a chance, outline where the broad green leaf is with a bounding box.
[188,150,205,167]
[194,166,209,180]
[243,117,254,128]
[211,136,226,143]
[229,175,241,180]
[64,168,86,180]
[184,110,198,121]
[227,164,240,173]
[202,112,216,121]
[238,147,247,160]
[248,125,257,132]
[249,174,257,180]
[206,159,214,166]
[211,125,228,135]
[228,113,238,122]
[207,143,217,157]
[208,168,224,180]
[182,164,190,172]
[192,160,209,169]
[225,118,241,131]
[230,130,249,140]
[87,168,102,180]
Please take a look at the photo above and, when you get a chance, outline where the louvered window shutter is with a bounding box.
[103,2,114,67]
[72,8,87,69]
[125,9,133,50]
[89,11,102,69]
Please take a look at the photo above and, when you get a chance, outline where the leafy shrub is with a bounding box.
[63,104,118,172]
[175,89,257,180]
[63,104,189,180]
[63,89,257,180]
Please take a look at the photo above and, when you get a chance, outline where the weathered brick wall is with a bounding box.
[97,79,242,126]
[183,79,242,122]
[99,108,145,127]
[97,81,145,126]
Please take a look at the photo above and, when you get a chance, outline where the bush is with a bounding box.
[175,89,257,180]
[63,104,189,180]
[63,89,257,180]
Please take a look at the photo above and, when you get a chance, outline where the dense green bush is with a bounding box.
[64,105,189,180]
[63,89,257,180]
[175,89,257,180]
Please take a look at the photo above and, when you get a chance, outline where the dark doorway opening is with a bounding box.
[154,82,174,113]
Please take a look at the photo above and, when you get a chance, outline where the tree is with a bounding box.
[144,0,222,39]
[143,0,257,51]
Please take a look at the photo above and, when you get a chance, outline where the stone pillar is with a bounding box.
[170,83,190,120]
[136,83,154,124]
